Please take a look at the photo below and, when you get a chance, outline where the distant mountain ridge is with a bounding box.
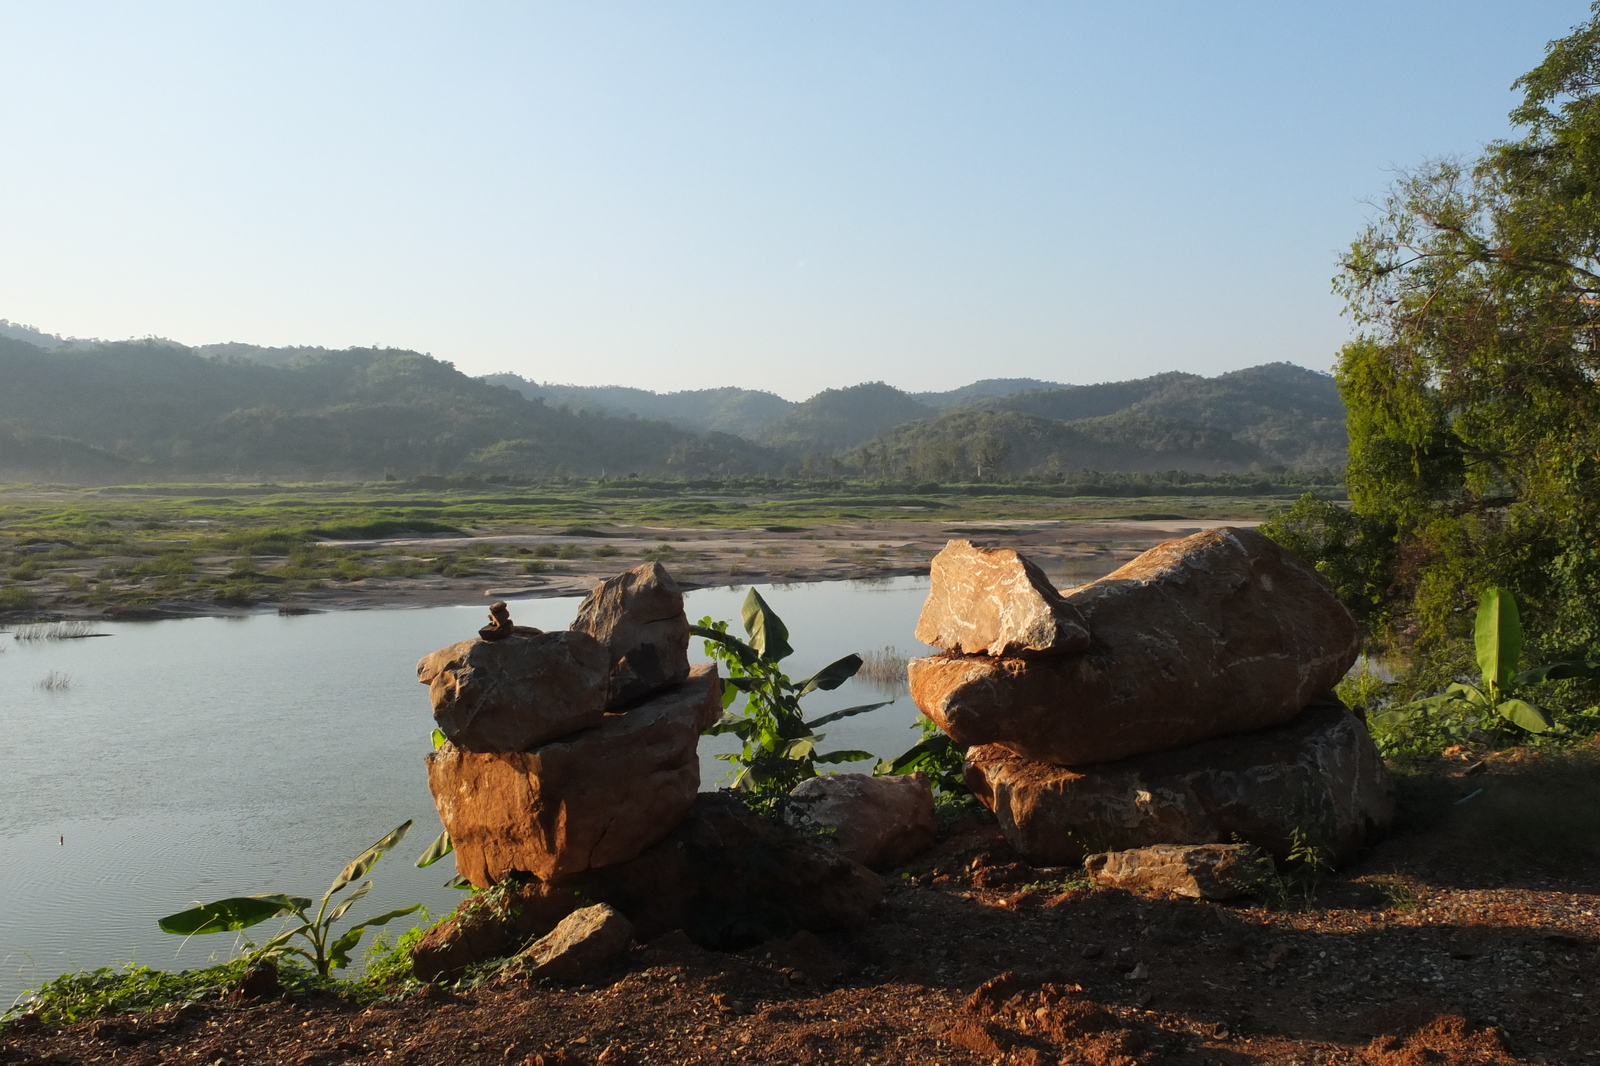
[0,318,1343,481]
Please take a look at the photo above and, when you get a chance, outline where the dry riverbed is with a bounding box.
[3,518,1256,621]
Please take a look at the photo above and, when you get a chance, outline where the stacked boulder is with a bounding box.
[421,562,718,888]
[413,562,885,979]
[910,530,1394,866]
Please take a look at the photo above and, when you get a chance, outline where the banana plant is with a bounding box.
[157,821,421,977]
[692,588,889,803]
[1375,587,1553,735]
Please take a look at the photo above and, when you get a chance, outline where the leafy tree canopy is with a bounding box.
[1327,2,1600,683]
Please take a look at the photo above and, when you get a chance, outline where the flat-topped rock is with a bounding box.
[914,540,1090,658]
[910,527,1360,766]
[572,561,692,709]
[964,695,1394,867]
[1084,843,1274,901]
[426,663,722,886]
[418,629,610,753]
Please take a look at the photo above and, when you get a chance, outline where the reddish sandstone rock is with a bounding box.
[426,663,722,886]
[963,695,1394,866]
[410,878,578,982]
[1083,843,1274,900]
[783,772,938,870]
[914,540,1090,658]
[571,562,691,710]
[418,629,610,753]
[910,527,1360,766]
[515,904,635,983]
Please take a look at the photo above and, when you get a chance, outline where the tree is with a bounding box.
[1326,3,1600,687]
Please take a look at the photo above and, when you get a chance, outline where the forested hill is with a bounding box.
[0,331,1343,481]
[0,337,777,481]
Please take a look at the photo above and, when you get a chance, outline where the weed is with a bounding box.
[36,671,71,691]
[13,621,98,641]
[2,959,337,1026]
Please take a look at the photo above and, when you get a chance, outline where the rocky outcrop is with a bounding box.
[576,793,885,948]
[410,878,578,982]
[783,772,938,870]
[514,904,635,983]
[426,664,723,885]
[963,695,1394,866]
[418,629,610,753]
[1084,843,1274,900]
[571,562,691,710]
[914,540,1091,658]
[911,527,1360,766]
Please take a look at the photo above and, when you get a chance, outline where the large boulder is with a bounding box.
[426,663,722,886]
[576,793,885,948]
[783,772,939,870]
[963,695,1394,866]
[1084,843,1274,901]
[418,630,610,752]
[914,540,1091,658]
[910,527,1360,766]
[571,562,691,710]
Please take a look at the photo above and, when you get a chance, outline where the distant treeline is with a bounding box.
[0,332,1346,483]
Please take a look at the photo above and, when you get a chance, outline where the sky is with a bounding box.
[0,2,1590,398]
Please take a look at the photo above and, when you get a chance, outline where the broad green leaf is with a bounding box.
[876,733,952,776]
[415,829,454,868]
[330,820,413,894]
[1497,698,1554,733]
[445,875,473,889]
[782,735,818,759]
[327,881,373,924]
[803,700,892,729]
[796,654,864,696]
[1514,660,1600,685]
[720,680,740,708]
[740,589,794,661]
[706,713,755,738]
[328,905,422,968]
[814,749,876,764]
[688,624,760,666]
[1367,709,1413,731]
[431,728,446,750]
[1475,587,1522,694]
[1445,683,1491,708]
[158,894,299,936]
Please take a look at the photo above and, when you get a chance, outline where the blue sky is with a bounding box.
[0,2,1587,397]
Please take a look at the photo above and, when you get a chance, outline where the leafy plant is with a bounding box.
[1372,588,1555,737]
[692,588,889,806]
[157,821,421,978]
[2,959,336,1026]
[875,714,970,797]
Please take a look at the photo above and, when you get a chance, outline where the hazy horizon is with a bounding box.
[0,2,1585,396]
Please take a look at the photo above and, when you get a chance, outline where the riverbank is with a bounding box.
[6,748,1599,1066]
[1,477,1264,622]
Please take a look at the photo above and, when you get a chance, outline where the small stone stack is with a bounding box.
[909,530,1395,866]
[420,562,718,888]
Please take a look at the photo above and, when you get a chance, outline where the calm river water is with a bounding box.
[0,577,938,1004]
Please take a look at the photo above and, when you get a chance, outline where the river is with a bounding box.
[0,577,939,1005]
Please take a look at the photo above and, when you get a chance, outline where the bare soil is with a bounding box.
[6,747,1597,1066]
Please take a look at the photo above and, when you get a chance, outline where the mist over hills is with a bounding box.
[0,325,1344,482]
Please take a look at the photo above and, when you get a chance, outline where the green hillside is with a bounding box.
[0,337,778,480]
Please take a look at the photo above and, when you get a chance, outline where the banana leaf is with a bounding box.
[740,589,794,661]
[329,820,412,894]
[158,893,302,936]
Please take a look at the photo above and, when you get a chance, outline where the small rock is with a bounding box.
[1263,943,1293,972]
[427,664,722,885]
[1080,944,1104,959]
[1084,843,1275,901]
[233,959,280,1000]
[571,562,690,709]
[418,630,610,752]
[412,878,578,982]
[1125,961,1150,982]
[519,904,635,982]
[914,539,1091,657]
[783,772,938,869]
